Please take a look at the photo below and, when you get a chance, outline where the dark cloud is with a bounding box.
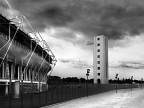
[111,61,144,69]
[73,4,144,40]
[59,58,92,69]
[59,59,70,63]
[7,0,144,40]
[0,0,9,9]
[86,41,93,46]
[37,6,74,27]
[72,61,92,69]
[51,28,77,41]
[0,0,9,13]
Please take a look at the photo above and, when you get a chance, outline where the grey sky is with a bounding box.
[6,0,144,40]
[1,0,144,78]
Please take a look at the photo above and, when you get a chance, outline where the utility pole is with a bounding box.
[141,78,143,90]
[86,69,90,97]
[115,73,118,93]
[131,76,133,91]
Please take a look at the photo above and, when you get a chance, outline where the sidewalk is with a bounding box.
[42,88,144,108]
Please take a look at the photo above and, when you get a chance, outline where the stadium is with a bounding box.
[0,12,56,94]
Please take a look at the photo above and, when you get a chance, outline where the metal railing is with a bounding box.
[0,80,139,108]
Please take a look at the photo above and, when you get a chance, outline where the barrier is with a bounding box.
[0,83,141,108]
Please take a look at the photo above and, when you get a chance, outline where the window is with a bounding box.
[98,73,100,76]
[22,66,25,80]
[27,68,29,81]
[97,61,100,64]
[97,49,100,52]
[14,65,19,80]
[97,38,100,40]
[98,67,100,70]
[97,55,100,58]
[97,43,100,46]
[5,63,10,79]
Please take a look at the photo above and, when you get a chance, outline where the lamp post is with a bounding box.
[86,69,90,97]
[131,76,133,91]
[141,78,143,90]
[115,73,118,93]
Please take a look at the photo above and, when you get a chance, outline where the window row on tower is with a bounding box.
[97,37,101,76]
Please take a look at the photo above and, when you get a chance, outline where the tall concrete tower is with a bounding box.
[93,35,108,84]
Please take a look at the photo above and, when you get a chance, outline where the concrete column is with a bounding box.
[37,66,43,91]
[30,67,34,81]
[29,67,31,81]
[18,65,20,80]
[3,55,8,79]
[33,67,35,81]
[13,59,16,80]
[5,55,9,95]
[2,62,4,79]
[30,66,33,92]
[11,63,14,80]
[11,60,20,98]
[12,81,20,98]
[19,64,22,81]
[24,67,27,81]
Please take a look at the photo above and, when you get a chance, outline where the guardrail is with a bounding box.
[0,82,140,108]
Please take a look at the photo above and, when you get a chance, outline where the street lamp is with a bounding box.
[115,73,118,93]
[86,69,90,97]
[141,78,143,90]
[131,76,133,91]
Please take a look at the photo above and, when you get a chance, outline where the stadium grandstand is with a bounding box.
[0,0,57,95]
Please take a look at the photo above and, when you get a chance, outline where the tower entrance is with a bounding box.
[97,79,101,84]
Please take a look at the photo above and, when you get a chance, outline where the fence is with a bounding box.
[0,81,139,108]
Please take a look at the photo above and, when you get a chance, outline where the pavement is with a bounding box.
[42,88,144,108]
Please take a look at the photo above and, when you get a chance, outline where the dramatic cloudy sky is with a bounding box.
[1,0,144,80]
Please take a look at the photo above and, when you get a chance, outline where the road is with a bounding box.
[43,88,144,108]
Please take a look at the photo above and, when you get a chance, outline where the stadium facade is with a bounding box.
[0,13,56,94]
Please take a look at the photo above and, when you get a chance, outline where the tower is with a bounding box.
[93,35,108,84]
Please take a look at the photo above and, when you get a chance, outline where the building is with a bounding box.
[0,13,56,94]
[93,35,108,84]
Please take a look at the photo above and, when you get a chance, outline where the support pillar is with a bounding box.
[13,59,16,80]
[3,55,9,95]
[19,64,22,82]
[11,59,20,98]
[30,65,33,108]
[3,55,8,79]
